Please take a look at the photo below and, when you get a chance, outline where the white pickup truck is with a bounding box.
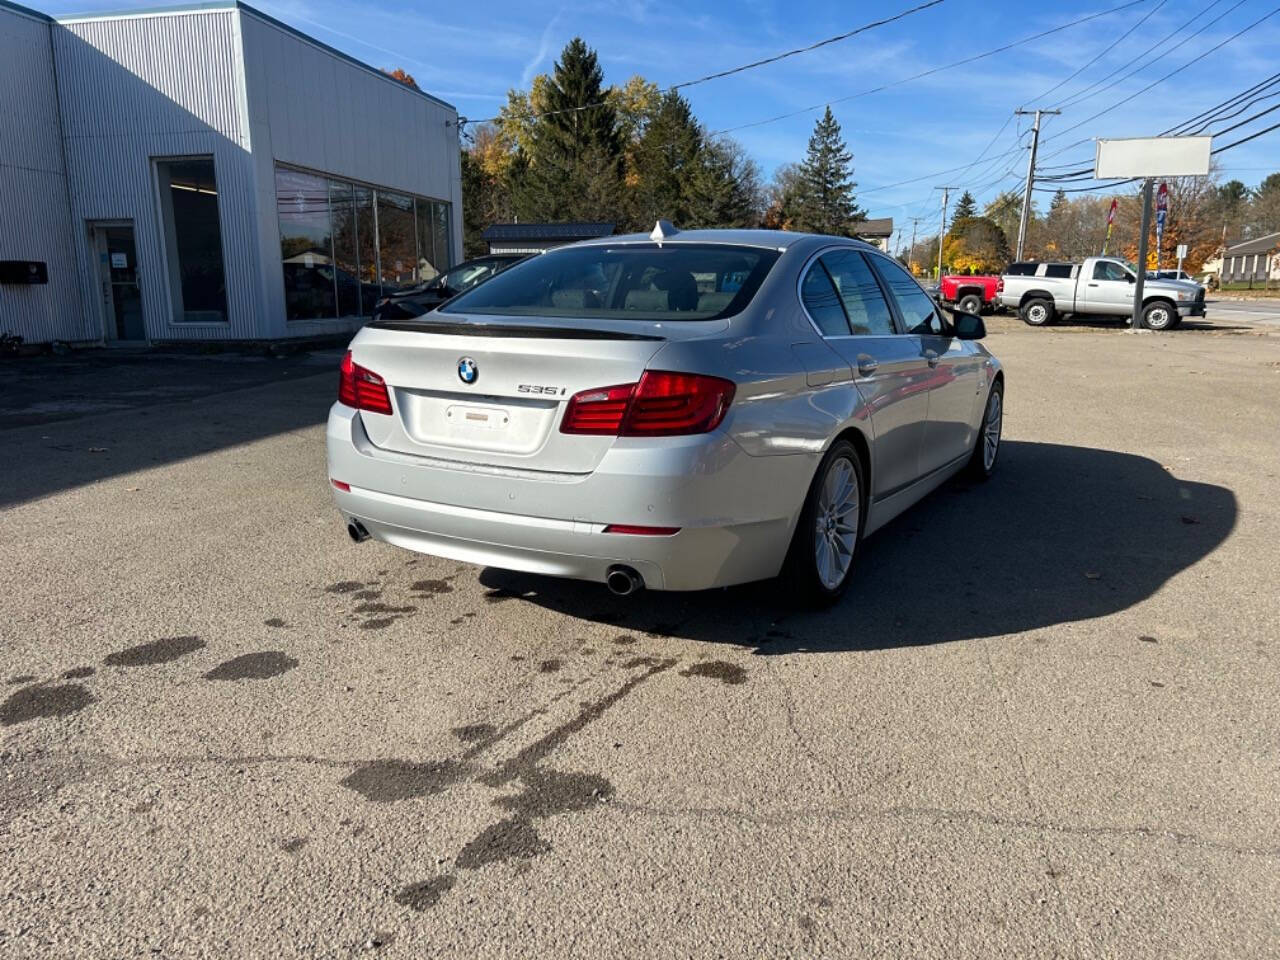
[997,256,1206,330]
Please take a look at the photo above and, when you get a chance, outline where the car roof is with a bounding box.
[572,227,883,254]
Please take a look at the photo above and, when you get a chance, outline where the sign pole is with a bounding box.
[1132,178,1154,329]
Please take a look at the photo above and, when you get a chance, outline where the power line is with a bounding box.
[708,0,1150,136]
[1048,0,1232,111]
[1041,4,1280,145]
[1032,116,1280,193]
[671,0,947,91]
[458,0,948,127]
[1020,0,1170,108]
[1033,71,1280,185]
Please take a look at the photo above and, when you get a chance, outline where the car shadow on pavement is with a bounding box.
[478,440,1237,652]
[0,353,338,508]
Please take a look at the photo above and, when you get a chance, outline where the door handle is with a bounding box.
[856,354,878,376]
[924,350,940,368]
[1088,282,1099,287]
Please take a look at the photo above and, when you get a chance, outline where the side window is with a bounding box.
[1093,261,1128,282]
[1044,264,1073,279]
[818,251,895,335]
[800,262,850,336]
[870,255,946,336]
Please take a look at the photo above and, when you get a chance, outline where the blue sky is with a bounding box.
[47,0,1280,248]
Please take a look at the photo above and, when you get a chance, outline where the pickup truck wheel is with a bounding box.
[1142,300,1176,331]
[957,293,983,314]
[1020,297,1054,327]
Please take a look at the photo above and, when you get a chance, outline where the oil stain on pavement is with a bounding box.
[340,759,468,803]
[104,635,205,667]
[680,660,748,685]
[0,682,95,725]
[386,656,678,911]
[203,651,298,681]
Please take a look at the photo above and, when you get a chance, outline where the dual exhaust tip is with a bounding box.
[606,565,644,596]
[346,520,643,597]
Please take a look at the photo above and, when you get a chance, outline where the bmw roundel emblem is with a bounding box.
[457,357,478,384]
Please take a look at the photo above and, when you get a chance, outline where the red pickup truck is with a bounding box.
[939,274,1001,314]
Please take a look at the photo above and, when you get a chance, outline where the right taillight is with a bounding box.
[338,351,393,415]
[560,371,735,437]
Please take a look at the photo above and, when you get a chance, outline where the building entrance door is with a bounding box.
[92,222,145,341]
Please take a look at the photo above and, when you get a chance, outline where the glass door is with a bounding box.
[94,223,145,341]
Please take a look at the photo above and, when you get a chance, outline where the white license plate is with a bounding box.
[445,404,510,431]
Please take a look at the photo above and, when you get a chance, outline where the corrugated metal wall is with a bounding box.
[4,3,461,344]
[0,6,85,344]
[238,10,462,338]
[54,10,262,341]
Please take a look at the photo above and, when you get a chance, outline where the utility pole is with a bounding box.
[1014,108,1060,260]
[935,187,956,281]
[907,216,923,271]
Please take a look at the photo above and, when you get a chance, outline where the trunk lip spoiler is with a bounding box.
[365,319,667,341]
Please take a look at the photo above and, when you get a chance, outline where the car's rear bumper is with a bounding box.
[326,405,814,590]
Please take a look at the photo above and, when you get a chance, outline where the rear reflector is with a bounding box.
[338,351,393,415]
[331,479,350,492]
[602,524,681,536]
[560,371,735,437]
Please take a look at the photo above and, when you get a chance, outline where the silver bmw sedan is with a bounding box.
[327,225,1003,605]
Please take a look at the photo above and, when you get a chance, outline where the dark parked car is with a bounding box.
[373,254,528,321]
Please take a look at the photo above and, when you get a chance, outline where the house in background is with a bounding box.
[1220,232,1280,286]
[482,222,616,256]
[0,0,461,347]
[856,217,894,253]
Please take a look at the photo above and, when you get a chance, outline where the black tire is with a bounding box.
[780,440,867,607]
[957,293,983,315]
[964,380,1003,481]
[1142,300,1177,331]
[1020,297,1055,327]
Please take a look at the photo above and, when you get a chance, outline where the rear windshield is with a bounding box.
[441,243,780,321]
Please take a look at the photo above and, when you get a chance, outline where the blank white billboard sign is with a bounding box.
[1094,137,1212,178]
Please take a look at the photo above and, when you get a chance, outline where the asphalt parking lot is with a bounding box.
[2,315,1279,958]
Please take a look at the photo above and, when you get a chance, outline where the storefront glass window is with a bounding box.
[275,167,336,320]
[156,156,228,323]
[377,189,417,291]
[330,180,362,318]
[274,163,451,320]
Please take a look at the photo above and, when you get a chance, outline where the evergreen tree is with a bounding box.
[951,190,976,225]
[790,107,864,236]
[628,90,702,227]
[520,38,624,222]
[688,138,762,228]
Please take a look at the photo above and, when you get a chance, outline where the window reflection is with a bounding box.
[276,167,336,320]
[275,163,452,321]
[377,190,417,292]
[330,180,362,318]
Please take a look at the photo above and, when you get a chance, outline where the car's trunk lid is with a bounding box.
[348,313,711,474]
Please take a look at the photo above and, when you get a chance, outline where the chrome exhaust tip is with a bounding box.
[606,565,644,596]
[347,519,370,543]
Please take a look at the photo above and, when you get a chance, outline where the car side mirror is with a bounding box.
[952,311,985,340]
[1126,274,1135,283]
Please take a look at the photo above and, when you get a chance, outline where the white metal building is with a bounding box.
[0,0,462,346]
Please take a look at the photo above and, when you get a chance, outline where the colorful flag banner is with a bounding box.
[1155,182,1168,270]
[1102,198,1118,255]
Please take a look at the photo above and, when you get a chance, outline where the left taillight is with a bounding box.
[338,350,392,415]
[560,371,735,437]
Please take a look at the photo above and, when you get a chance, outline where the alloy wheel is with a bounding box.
[813,457,859,590]
[983,389,1003,471]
